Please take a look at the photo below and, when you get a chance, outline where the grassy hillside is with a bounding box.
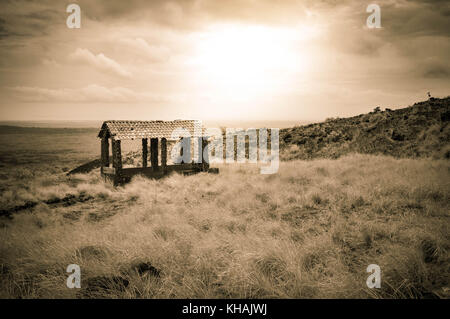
[280,97,450,160]
[0,155,449,298]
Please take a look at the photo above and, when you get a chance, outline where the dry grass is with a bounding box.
[0,154,449,298]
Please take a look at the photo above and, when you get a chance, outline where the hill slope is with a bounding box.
[280,97,450,160]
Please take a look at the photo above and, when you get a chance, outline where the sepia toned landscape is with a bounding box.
[0,0,449,301]
[0,97,448,299]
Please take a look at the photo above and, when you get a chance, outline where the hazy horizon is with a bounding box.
[0,119,308,129]
[0,94,445,128]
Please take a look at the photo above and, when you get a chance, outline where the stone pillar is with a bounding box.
[150,138,159,171]
[196,136,203,164]
[101,136,109,167]
[111,139,122,185]
[112,139,122,171]
[161,137,167,173]
[142,138,148,168]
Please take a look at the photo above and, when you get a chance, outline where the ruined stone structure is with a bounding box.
[97,120,212,185]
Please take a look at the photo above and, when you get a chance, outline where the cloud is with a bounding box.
[7,84,179,103]
[419,59,450,78]
[0,1,60,40]
[41,58,60,68]
[69,48,131,78]
[382,0,450,39]
[1,0,449,121]
[119,38,170,63]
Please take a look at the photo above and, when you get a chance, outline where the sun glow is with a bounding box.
[190,24,318,102]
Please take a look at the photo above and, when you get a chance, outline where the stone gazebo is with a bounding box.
[97,120,210,185]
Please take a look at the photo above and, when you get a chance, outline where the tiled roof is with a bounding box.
[98,120,203,140]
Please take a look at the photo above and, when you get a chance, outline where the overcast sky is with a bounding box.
[0,0,449,122]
